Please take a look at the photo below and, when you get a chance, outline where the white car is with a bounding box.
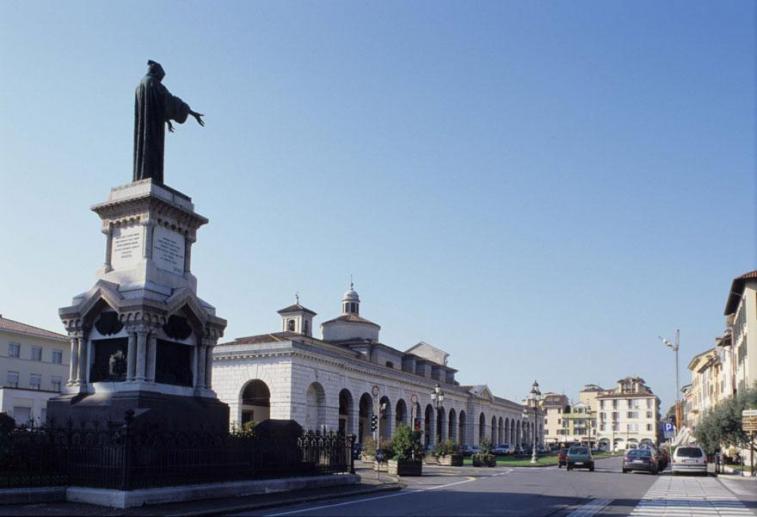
[672,446,707,475]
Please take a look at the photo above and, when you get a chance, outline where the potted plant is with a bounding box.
[387,425,423,476]
[472,438,497,467]
[436,439,463,466]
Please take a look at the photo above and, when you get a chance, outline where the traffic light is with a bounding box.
[370,415,378,432]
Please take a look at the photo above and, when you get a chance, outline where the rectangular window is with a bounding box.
[647,424,652,431]
[51,376,62,392]
[646,411,653,419]
[8,343,20,358]
[52,350,63,364]
[12,407,31,426]
[612,400,617,409]
[29,374,41,390]
[7,371,19,388]
[646,399,652,409]
[627,411,639,419]
[31,347,42,361]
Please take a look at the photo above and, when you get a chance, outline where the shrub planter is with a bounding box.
[361,454,375,463]
[423,455,439,465]
[472,454,497,467]
[387,459,423,476]
[438,453,464,466]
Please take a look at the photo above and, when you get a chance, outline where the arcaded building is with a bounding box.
[212,285,543,448]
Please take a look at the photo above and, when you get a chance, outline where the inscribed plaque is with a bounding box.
[111,226,143,270]
[153,225,185,275]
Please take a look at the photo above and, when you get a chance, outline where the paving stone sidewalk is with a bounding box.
[630,475,756,516]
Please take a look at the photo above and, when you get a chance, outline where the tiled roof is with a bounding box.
[277,304,317,316]
[320,314,380,328]
[0,316,67,341]
[725,270,757,315]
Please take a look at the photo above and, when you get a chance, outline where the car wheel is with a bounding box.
[590,467,595,472]
[622,469,628,473]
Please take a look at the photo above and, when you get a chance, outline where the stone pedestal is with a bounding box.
[48,179,228,432]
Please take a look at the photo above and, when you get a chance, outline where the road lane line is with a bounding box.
[264,477,478,516]
[566,498,612,517]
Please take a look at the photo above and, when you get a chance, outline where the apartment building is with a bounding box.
[596,376,660,450]
[0,315,68,425]
[541,392,569,445]
[724,271,757,394]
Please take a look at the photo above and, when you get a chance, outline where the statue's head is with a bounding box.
[146,60,165,80]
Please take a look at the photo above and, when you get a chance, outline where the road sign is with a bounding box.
[663,422,676,439]
[743,410,757,432]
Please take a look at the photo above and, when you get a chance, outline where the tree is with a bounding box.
[694,387,757,454]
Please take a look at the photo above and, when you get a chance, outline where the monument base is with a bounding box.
[47,390,229,432]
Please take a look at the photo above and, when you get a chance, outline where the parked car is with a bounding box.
[672,446,707,476]
[492,444,512,456]
[622,448,659,475]
[462,445,479,457]
[558,447,568,468]
[513,445,527,455]
[566,446,594,471]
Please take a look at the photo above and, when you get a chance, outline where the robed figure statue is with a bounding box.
[133,60,204,184]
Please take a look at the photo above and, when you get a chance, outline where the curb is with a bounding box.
[158,482,404,517]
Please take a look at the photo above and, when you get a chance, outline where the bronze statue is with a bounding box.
[133,60,204,184]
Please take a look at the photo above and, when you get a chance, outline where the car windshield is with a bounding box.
[676,447,703,458]
[628,449,651,458]
[569,447,588,454]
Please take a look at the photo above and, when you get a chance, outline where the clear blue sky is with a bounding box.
[1,1,754,410]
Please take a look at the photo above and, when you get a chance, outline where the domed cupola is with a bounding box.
[342,283,360,315]
[321,280,380,342]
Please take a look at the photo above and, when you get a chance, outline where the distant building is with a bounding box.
[686,348,721,431]
[213,285,543,448]
[541,393,569,445]
[596,376,660,450]
[0,315,68,425]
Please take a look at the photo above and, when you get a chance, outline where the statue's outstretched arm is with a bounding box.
[190,110,205,127]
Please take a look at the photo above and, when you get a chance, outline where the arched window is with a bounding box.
[287,319,295,332]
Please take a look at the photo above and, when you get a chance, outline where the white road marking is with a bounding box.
[567,498,613,516]
[630,475,756,516]
[264,476,479,516]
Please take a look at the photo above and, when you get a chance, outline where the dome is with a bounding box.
[342,288,360,302]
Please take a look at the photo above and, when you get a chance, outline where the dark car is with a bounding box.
[566,446,594,471]
[558,448,568,468]
[623,448,659,474]
[352,442,362,460]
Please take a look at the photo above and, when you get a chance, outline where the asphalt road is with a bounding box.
[235,456,662,516]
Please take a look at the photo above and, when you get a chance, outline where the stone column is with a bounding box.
[68,336,79,385]
[76,336,87,384]
[126,331,137,381]
[135,328,147,381]
[196,342,207,389]
[146,333,157,382]
[204,344,214,389]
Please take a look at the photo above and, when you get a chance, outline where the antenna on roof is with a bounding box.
[295,292,299,304]
[350,274,354,290]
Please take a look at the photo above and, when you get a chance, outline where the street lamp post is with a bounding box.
[659,330,681,429]
[522,380,542,464]
[430,383,445,445]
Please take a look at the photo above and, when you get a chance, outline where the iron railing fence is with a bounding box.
[0,422,354,490]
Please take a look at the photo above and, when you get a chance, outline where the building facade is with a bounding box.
[596,377,660,450]
[724,271,757,394]
[541,393,569,445]
[0,315,69,425]
[213,286,544,448]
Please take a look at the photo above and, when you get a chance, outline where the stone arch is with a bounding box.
[479,412,486,444]
[379,395,392,440]
[305,382,326,431]
[448,408,457,442]
[516,420,522,446]
[504,418,510,444]
[458,410,466,445]
[239,379,270,426]
[358,392,373,444]
[491,415,497,443]
[338,388,354,434]
[425,404,435,447]
[395,399,408,429]
[510,419,515,444]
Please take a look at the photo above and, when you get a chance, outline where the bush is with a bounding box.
[379,438,395,460]
[472,437,496,466]
[230,420,255,437]
[434,439,459,457]
[391,425,423,462]
[362,436,377,456]
[695,386,757,454]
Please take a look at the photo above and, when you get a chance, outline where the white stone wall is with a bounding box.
[213,340,533,446]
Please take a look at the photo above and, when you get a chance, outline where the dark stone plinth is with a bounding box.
[46,390,229,432]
